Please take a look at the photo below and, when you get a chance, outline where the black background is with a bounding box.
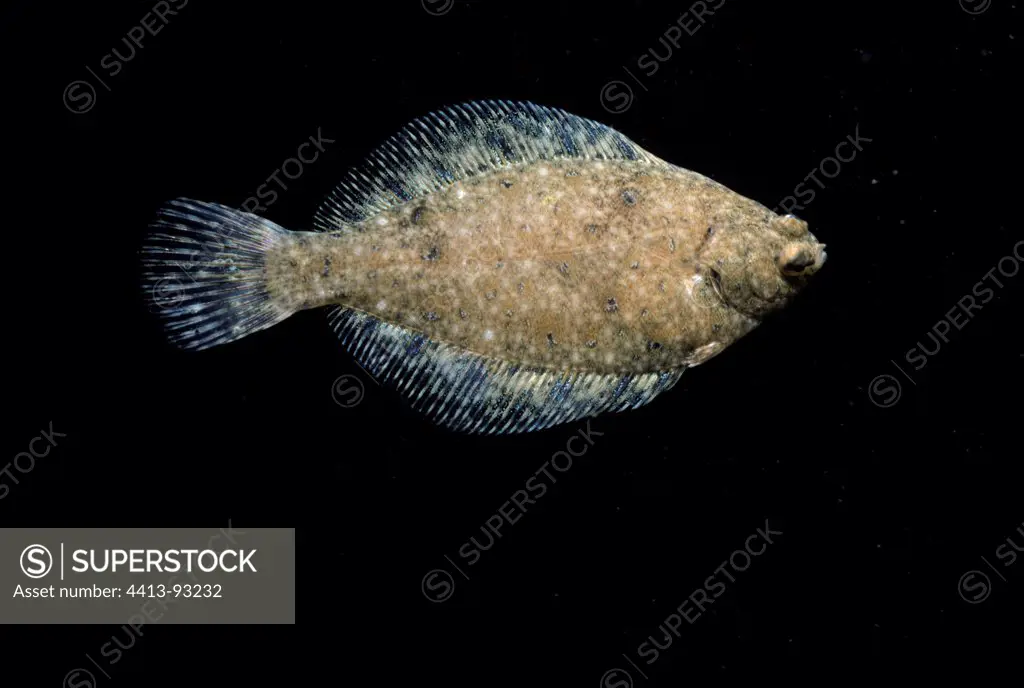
[5,0,1021,684]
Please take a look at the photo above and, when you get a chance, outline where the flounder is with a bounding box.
[142,100,826,435]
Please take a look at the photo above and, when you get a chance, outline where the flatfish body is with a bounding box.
[142,101,826,434]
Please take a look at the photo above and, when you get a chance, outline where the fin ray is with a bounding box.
[329,308,684,435]
[141,199,295,351]
[313,100,667,231]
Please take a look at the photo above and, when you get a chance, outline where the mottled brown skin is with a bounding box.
[264,159,826,374]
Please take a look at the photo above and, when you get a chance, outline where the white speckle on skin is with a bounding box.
[268,156,818,389]
[376,217,388,226]
[686,274,702,297]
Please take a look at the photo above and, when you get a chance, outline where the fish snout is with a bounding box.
[778,242,827,278]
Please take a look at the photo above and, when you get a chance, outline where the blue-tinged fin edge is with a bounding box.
[328,307,685,436]
[312,100,667,232]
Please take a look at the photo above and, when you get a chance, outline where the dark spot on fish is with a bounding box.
[392,280,401,289]
[366,269,377,280]
[371,245,381,253]
[586,224,599,234]
[559,262,570,274]
[459,309,468,319]
[641,309,649,318]
[707,226,715,237]
[658,282,666,293]
[424,311,440,321]
[547,333,556,347]
[495,261,504,269]
[631,261,640,269]
[669,238,676,252]
[517,282,525,294]
[486,290,497,300]
[407,335,425,356]
[647,341,663,352]
[605,298,619,313]
[585,340,597,348]
[622,188,639,205]
[421,246,440,261]
[565,168,580,177]
[322,257,331,277]
[411,206,427,225]
[500,179,514,188]
[712,323,722,333]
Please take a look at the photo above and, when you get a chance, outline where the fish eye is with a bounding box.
[778,243,816,276]
[777,214,809,238]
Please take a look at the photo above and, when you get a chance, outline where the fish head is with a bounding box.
[702,212,826,320]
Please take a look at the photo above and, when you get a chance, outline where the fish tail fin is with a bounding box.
[141,198,297,351]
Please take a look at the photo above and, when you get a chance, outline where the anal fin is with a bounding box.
[329,308,685,435]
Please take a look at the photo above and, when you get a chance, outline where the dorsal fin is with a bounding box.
[329,307,685,435]
[312,100,668,231]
